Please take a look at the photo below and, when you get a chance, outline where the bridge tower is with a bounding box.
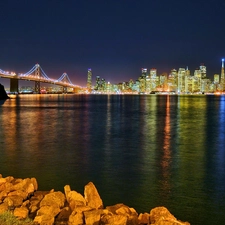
[10,78,19,93]
[34,64,41,93]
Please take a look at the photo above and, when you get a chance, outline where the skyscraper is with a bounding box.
[221,59,225,91]
[87,69,92,90]
[200,63,206,79]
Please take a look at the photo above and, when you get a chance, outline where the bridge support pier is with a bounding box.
[10,78,19,93]
[63,86,67,93]
[35,81,40,93]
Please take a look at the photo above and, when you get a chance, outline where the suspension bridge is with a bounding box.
[0,64,82,93]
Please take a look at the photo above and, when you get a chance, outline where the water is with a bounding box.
[0,94,225,224]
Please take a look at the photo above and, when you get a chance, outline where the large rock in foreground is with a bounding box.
[0,83,9,100]
[0,174,190,225]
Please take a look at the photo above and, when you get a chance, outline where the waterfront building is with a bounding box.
[185,75,192,93]
[220,59,225,91]
[177,68,186,93]
[150,68,158,91]
[199,78,211,93]
[95,76,101,91]
[87,69,92,91]
[145,75,151,93]
[213,74,220,91]
[132,80,140,93]
[139,68,147,93]
[194,69,202,92]
[192,76,199,92]
[167,69,177,92]
[101,78,106,91]
[200,64,207,79]
[128,79,134,89]
[214,74,220,84]
[159,73,167,91]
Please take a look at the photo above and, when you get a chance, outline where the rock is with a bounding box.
[14,206,29,219]
[4,195,24,207]
[149,206,190,225]
[64,184,71,201]
[100,214,128,225]
[40,191,65,209]
[0,181,14,193]
[12,178,37,195]
[138,212,150,224]
[67,190,86,210]
[0,190,8,202]
[36,205,61,217]
[8,190,29,200]
[34,214,55,225]
[0,202,8,214]
[106,203,138,225]
[34,192,65,225]
[68,211,84,225]
[55,206,72,224]
[0,83,9,100]
[0,178,7,185]
[84,182,103,209]
[0,175,190,225]
[83,209,104,225]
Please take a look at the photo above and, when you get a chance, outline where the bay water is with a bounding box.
[0,94,225,224]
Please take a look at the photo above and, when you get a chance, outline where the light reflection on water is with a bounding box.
[0,94,225,225]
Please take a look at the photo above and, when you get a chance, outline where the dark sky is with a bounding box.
[1,0,225,87]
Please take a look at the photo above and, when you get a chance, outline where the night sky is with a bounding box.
[1,0,225,87]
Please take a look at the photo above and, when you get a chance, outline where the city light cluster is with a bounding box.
[87,60,225,94]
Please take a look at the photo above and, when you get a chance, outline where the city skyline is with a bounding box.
[1,0,225,87]
[0,59,224,90]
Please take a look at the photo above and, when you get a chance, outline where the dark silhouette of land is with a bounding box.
[0,83,9,100]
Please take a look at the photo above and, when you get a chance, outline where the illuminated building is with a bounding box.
[167,69,177,92]
[106,82,112,93]
[87,69,92,90]
[146,75,151,93]
[159,73,167,91]
[139,68,147,93]
[177,68,186,93]
[150,68,158,91]
[214,74,220,84]
[95,76,101,91]
[194,69,202,92]
[101,78,106,91]
[221,59,225,91]
[200,64,206,79]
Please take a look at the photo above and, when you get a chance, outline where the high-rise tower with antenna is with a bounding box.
[221,59,225,91]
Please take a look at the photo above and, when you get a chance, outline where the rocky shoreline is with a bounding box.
[0,175,190,225]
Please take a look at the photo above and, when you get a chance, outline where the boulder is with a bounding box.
[106,203,138,225]
[0,181,14,193]
[55,206,72,224]
[84,182,103,209]
[149,207,190,225]
[68,211,84,225]
[100,214,128,225]
[8,190,29,200]
[40,191,65,209]
[0,202,8,214]
[67,190,86,210]
[12,178,37,196]
[14,206,29,219]
[4,195,24,207]
[83,209,104,225]
[138,212,150,224]
[33,214,55,225]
